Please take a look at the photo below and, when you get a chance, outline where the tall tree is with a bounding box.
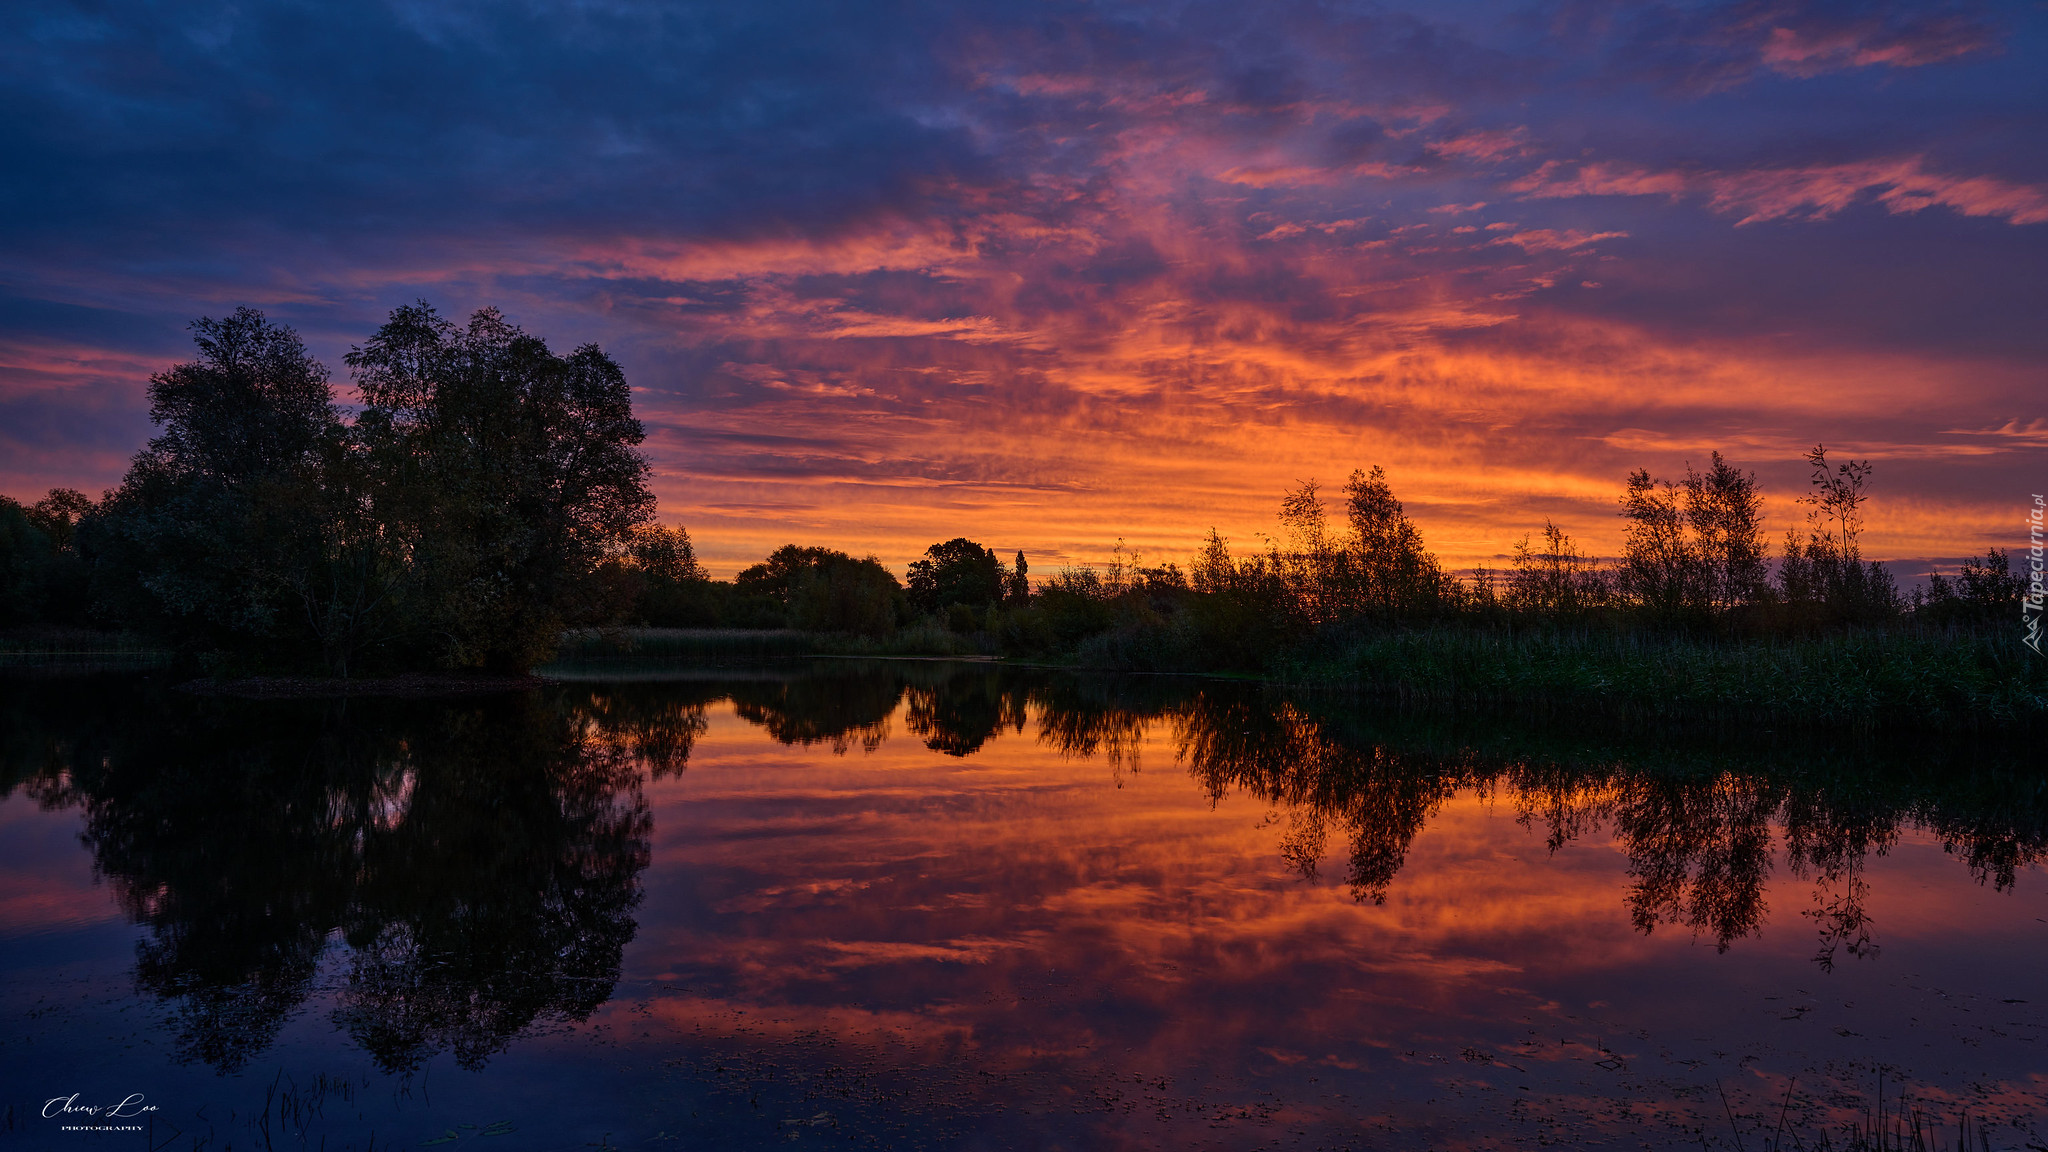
[1618,469,1699,616]
[87,308,345,659]
[1682,453,1768,612]
[1342,466,1445,616]
[348,303,654,671]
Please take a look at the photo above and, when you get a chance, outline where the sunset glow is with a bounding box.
[2,0,2042,575]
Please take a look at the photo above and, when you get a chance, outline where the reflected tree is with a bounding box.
[730,670,903,754]
[336,704,650,1072]
[13,683,651,1073]
[904,668,1027,757]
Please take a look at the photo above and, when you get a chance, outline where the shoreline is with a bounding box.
[176,672,548,699]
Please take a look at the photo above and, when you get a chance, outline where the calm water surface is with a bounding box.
[1,662,2044,1150]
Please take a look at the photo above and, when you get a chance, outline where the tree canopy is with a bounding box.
[81,303,653,674]
[907,538,1005,614]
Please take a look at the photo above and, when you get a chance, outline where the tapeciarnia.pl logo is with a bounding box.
[2027,494,2044,656]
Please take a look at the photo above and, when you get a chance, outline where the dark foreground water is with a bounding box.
[1,662,2044,1151]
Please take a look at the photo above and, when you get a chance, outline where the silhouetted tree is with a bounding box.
[621,524,715,626]
[789,554,904,636]
[347,303,654,671]
[1619,468,1699,615]
[0,498,51,625]
[1778,445,1898,622]
[737,545,844,603]
[906,537,1004,614]
[1683,452,1768,611]
[79,304,651,672]
[1342,466,1447,616]
[84,309,348,662]
[734,545,903,634]
[1918,548,2027,624]
[1508,520,1603,615]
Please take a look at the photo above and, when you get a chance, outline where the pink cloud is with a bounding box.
[1490,229,1629,253]
[1754,16,1994,78]
[1515,156,2048,227]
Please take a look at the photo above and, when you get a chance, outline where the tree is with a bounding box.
[906,538,1004,614]
[1682,453,1768,612]
[1508,520,1603,615]
[1618,468,1699,616]
[87,308,345,660]
[630,525,705,584]
[1779,445,1898,622]
[25,489,93,552]
[729,545,906,634]
[1275,480,1339,625]
[0,499,51,626]
[1341,466,1446,616]
[347,303,654,671]
[789,555,904,636]
[89,303,653,673]
[1919,549,2026,624]
[621,524,712,627]
[736,545,846,604]
[1007,551,1031,606]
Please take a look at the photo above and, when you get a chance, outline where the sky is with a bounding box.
[2,0,2043,577]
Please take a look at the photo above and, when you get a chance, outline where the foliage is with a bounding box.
[1777,445,1901,623]
[1916,548,2027,625]
[1616,452,1767,618]
[79,308,348,664]
[906,537,1006,613]
[1507,520,1606,616]
[731,544,907,635]
[789,554,904,636]
[0,498,52,626]
[69,304,653,674]
[346,303,654,671]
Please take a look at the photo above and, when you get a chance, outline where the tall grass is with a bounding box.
[544,622,991,674]
[547,628,817,672]
[1276,624,2045,729]
[0,625,171,670]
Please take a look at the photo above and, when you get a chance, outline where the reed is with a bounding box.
[1277,624,2045,730]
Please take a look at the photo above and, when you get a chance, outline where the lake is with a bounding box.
[2,661,2044,1150]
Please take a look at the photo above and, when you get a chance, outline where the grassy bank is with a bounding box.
[545,624,997,672]
[544,621,2045,730]
[1274,624,2045,729]
[0,626,171,670]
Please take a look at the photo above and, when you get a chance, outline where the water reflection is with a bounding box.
[0,681,700,1072]
[2,663,2044,1082]
[1155,690,2047,959]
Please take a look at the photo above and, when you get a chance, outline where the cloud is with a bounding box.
[1515,156,2048,227]
[0,0,2040,573]
[1489,229,1629,252]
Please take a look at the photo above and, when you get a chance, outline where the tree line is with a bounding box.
[3,305,651,674]
[0,304,2029,673]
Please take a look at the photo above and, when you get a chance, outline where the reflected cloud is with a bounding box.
[4,666,2046,1144]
